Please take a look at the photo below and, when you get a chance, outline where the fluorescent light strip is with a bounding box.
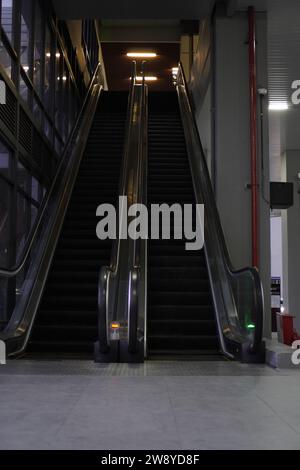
[127,52,157,58]
[135,76,157,82]
[269,102,288,111]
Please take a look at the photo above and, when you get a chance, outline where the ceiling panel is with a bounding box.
[99,20,181,43]
[101,43,180,91]
[236,1,300,179]
[268,1,300,167]
[53,0,214,19]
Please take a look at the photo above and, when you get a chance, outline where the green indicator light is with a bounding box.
[247,323,255,329]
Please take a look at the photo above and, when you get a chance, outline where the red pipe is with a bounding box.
[248,6,259,268]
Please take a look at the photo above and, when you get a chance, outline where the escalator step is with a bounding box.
[148,334,219,351]
[149,291,212,305]
[147,91,219,357]
[148,305,214,320]
[29,91,127,357]
[148,319,217,335]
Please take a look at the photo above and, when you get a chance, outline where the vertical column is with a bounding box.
[281,150,300,332]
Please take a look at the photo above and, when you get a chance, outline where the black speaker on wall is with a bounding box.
[270,182,294,209]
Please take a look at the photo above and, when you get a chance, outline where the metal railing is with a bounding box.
[96,62,148,361]
[0,63,105,355]
[176,62,264,360]
[0,63,104,278]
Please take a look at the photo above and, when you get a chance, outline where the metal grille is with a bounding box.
[0,80,17,136]
[32,129,44,168]
[19,108,33,154]
[42,145,54,180]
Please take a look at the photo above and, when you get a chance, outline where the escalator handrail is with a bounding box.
[176,62,264,354]
[0,63,104,278]
[97,63,147,355]
[97,61,137,353]
[106,61,137,273]
[128,68,148,353]
[0,65,104,353]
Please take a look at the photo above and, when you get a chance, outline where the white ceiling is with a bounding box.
[267,0,300,180]
[235,1,300,180]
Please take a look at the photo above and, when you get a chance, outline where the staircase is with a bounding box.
[147,92,219,356]
[28,91,128,356]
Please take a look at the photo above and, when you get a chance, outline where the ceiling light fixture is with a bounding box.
[135,76,157,82]
[269,102,288,111]
[126,52,157,58]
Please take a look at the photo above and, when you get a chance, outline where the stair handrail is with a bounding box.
[176,62,264,358]
[0,63,105,355]
[109,61,137,273]
[96,61,137,354]
[0,63,104,278]
[97,62,148,359]
[128,63,148,355]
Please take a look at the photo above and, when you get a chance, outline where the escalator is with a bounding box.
[1,61,263,363]
[27,91,128,356]
[147,92,219,357]
[95,63,264,363]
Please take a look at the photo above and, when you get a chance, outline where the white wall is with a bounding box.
[213,10,271,336]
[189,18,213,179]
[194,83,212,177]
[270,216,282,279]
[190,8,271,336]
[281,150,300,331]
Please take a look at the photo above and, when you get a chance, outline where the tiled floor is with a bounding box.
[0,360,300,450]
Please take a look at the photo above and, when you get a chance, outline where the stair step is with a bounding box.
[40,295,98,309]
[149,266,208,279]
[148,349,220,356]
[37,310,97,324]
[51,256,105,267]
[149,245,205,256]
[30,91,125,356]
[147,91,216,357]
[54,249,109,260]
[148,334,219,351]
[47,270,99,282]
[149,278,209,291]
[148,319,217,335]
[57,238,111,248]
[149,255,204,267]
[31,325,97,341]
[149,291,212,305]
[148,305,215,320]
[46,283,97,294]
[27,341,94,354]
